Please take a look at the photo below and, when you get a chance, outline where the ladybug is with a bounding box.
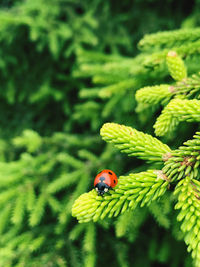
[94,169,118,196]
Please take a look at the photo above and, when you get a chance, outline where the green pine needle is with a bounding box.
[100,122,171,162]
[174,177,200,264]
[154,99,200,136]
[72,170,169,223]
[135,84,172,108]
[166,51,187,81]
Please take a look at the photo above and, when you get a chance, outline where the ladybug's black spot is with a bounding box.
[99,176,106,183]
[114,180,116,184]
[108,171,112,175]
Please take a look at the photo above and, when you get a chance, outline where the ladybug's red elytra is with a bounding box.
[94,169,118,196]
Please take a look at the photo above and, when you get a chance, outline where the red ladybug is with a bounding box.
[94,169,118,196]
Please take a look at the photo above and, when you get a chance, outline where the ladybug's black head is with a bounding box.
[95,181,110,196]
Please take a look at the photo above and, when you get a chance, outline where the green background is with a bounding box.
[0,0,199,266]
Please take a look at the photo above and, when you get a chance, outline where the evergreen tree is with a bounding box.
[0,0,199,266]
[73,28,200,267]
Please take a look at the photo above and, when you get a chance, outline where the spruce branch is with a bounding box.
[100,123,171,162]
[135,84,172,108]
[115,208,147,242]
[26,184,36,211]
[0,204,12,235]
[29,193,47,227]
[162,132,200,182]
[76,60,134,80]
[13,129,42,153]
[154,99,200,136]
[11,190,26,225]
[165,73,200,99]
[72,170,169,223]
[98,79,137,99]
[142,40,200,68]
[56,152,84,169]
[115,210,136,239]
[174,177,200,265]
[166,51,187,81]
[83,223,96,267]
[148,198,171,229]
[69,224,85,241]
[136,73,200,112]
[138,28,200,51]
[47,196,62,213]
[46,170,82,194]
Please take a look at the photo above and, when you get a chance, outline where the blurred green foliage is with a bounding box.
[0,0,199,266]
